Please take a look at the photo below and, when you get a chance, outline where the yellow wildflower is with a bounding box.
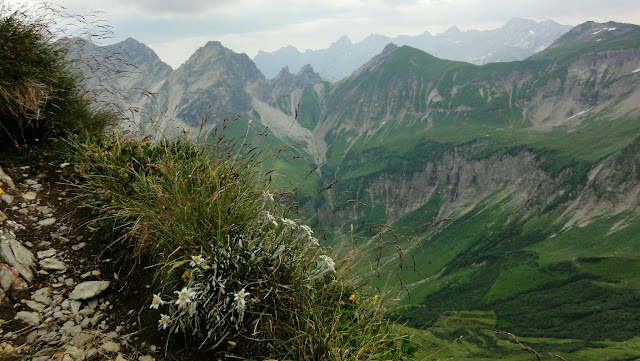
[349,294,356,301]
[181,269,191,282]
[373,295,379,303]
[0,187,3,194]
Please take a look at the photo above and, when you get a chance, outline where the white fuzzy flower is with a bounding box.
[158,314,171,329]
[150,294,164,309]
[189,255,205,267]
[300,225,313,237]
[233,288,250,316]
[265,211,278,227]
[309,237,319,247]
[318,255,336,273]
[175,287,196,309]
[307,255,336,280]
[281,218,296,228]
[263,191,274,202]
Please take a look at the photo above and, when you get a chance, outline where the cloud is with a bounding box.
[112,0,232,15]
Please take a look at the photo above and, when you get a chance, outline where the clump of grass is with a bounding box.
[65,126,415,360]
[0,4,110,148]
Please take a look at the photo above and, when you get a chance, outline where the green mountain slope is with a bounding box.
[269,21,640,355]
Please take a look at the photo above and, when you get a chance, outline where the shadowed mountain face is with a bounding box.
[253,18,572,79]
[83,21,640,351]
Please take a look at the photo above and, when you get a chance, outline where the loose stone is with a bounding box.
[15,311,41,326]
[37,218,56,227]
[69,281,110,300]
[31,287,52,305]
[39,257,67,272]
[37,249,57,259]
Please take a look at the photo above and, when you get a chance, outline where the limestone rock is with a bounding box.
[37,249,57,259]
[22,192,37,201]
[0,265,19,290]
[101,341,120,354]
[0,229,35,282]
[0,210,7,222]
[0,166,15,189]
[32,287,52,305]
[1,193,13,205]
[39,257,67,271]
[38,218,56,227]
[15,311,41,326]
[69,281,110,300]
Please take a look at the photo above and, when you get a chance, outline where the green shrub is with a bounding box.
[0,6,109,147]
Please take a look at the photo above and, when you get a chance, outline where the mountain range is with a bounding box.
[254,18,572,79]
[80,20,640,358]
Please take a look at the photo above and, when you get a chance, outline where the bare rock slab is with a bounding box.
[69,281,110,300]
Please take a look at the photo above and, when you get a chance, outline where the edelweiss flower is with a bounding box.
[175,287,196,309]
[158,314,171,329]
[318,255,336,273]
[150,293,164,309]
[281,218,296,228]
[300,225,313,238]
[265,211,278,227]
[190,254,205,267]
[233,288,250,315]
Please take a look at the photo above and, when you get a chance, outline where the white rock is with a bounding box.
[85,348,98,359]
[0,166,15,189]
[15,311,41,326]
[39,258,66,271]
[69,281,110,300]
[0,266,18,290]
[72,242,87,251]
[78,308,95,316]
[12,277,28,290]
[32,287,52,305]
[23,300,46,312]
[70,332,94,347]
[115,354,128,361]
[87,298,98,310]
[22,192,36,201]
[0,231,35,282]
[1,193,13,205]
[139,356,154,361]
[37,218,56,226]
[26,330,38,343]
[101,341,120,354]
[36,249,57,259]
[69,300,82,314]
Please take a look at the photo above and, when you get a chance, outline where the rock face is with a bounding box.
[0,229,35,282]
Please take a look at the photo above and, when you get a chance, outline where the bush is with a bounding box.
[0,6,109,147]
[66,131,413,360]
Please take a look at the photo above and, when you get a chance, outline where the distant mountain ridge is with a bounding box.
[253,18,572,79]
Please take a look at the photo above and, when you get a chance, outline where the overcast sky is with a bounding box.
[6,0,640,68]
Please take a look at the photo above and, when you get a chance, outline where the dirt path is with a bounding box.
[0,161,158,361]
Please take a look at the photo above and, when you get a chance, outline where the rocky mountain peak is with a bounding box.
[350,43,399,79]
